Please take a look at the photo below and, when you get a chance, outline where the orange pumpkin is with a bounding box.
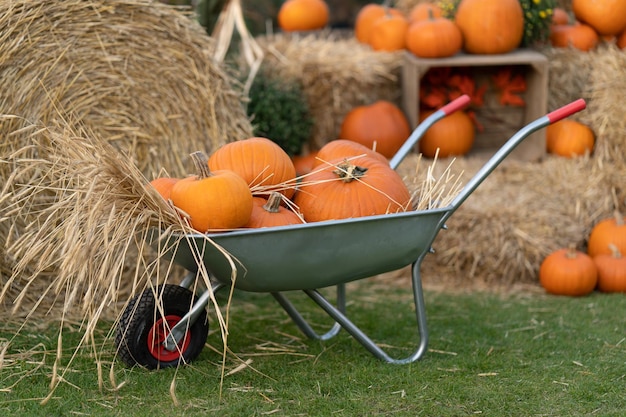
[313,139,388,168]
[617,29,626,49]
[550,23,599,51]
[551,7,570,26]
[418,110,475,158]
[277,0,329,32]
[572,0,626,36]
[338,101,411,159]
[150,177,179,200]
[170,152,253,232]
[368,12,410,52]
[454,0,524,54]
[208,137,297,199]
[546,120,594,157]
[587,211,626,258]
[245,192,304,228]
[594,244,626,293]
[406,12,462,58]
[354,4,403,44]
[292,151,319,176]
[539,247,598,297]
[408,3,443,23]
[294,156,411,222]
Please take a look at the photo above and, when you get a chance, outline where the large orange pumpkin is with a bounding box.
[546,120,594,157]
[338,101,411,159]
[418,110,475,158]
[587,211,626,258]
[277,0,329,32]
[406,11,462,58]
[208,137,297,199]
[313,139,388,168]
[594,244,626,293]
[368,12,410,52]
[354,4,403,44]
[572,0,626,36]
[550,23,599,52]
[170,152,253,232]
[294,156,411,222]
[539,247,598,297]
[454,0,524,54]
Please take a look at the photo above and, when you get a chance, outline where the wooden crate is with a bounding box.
[402,49,549,161]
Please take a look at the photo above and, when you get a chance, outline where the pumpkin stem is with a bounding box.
[608,243,622,259]
[565,244,578,259]
[333,160,368,183]
[189,151,212,179]
[263,192,284,213]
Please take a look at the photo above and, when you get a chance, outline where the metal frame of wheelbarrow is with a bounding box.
[122,97,586,368]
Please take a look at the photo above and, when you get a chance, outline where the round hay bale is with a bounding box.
[0,0,253,178]
[0,0,253,316]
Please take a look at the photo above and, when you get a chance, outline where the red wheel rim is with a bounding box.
[147,315,192,362]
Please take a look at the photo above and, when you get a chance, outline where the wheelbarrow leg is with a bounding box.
[304,255,429,364]
[271,284,345,341]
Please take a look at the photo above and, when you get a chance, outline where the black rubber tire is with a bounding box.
[115,284,208,369]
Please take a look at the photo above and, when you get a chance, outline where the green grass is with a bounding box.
[1,282,625,416]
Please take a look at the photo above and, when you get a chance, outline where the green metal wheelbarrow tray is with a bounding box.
[115,97,587,369]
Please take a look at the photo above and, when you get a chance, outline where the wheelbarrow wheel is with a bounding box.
[115,284,208,369]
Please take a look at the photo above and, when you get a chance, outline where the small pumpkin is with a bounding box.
[277,0,329,32]
[551,7,570,26]
[294,156,411,222]
[454,0,524,54]
[546,119,594,157]
[313,139,388,168]
[245,192,304,228]
[150,177,179,200]
[368,12,410,52]
[406,11,462,58]
[550,23,599,52]
[292,151,319,176]
[354,3,403,44]
[418,110,475,158]
[170,152,253,232]
[572,0,626,36]
[587,211,626,258]
[408,2,443,23]
[338,101,411,159]
[539,247,598,297]
[594,244,626,293]
[208,137,297,198]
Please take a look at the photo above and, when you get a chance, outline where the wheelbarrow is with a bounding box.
[115,97,587,369]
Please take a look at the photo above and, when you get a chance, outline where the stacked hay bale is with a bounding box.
[0,0,253,317]
[254,31,402,151]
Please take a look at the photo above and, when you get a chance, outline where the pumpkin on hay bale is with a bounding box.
[0,0,253,317]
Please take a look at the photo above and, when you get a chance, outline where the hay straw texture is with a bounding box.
[0,0,252,178]
[254,31,402,150]
[0,0,253,313]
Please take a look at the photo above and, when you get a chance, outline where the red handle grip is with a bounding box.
[439,94,471,115]
[547,99,586,124]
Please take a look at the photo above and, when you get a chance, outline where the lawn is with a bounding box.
[1,280,624,416]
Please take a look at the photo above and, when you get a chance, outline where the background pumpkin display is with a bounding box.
[354,3,404,44]
[418,110,475,158]
[277,0,329,32]
[587,211,626,258]
[550,23,599,52]
[539,247,598,297]
[571,0,626,36]
[593,244,626,293]
[405,10,462,58]
[545,119,595,157]
[338,100,411,159]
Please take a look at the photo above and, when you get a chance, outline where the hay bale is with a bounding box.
[0,0,253,178]
[0,0,253,315]
[254,31,403,150]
